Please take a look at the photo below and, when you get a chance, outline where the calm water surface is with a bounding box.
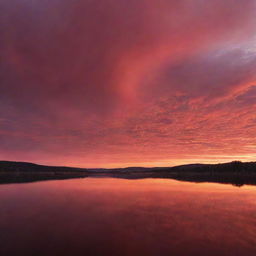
[0,178,256,256]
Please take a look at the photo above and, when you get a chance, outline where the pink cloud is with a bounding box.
[1,0,256,167]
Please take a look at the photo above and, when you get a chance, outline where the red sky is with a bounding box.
[1,0,256,168]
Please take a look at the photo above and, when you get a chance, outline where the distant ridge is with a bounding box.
[0,160,88,173]
[1,160,256,173]
[0,160,256,186]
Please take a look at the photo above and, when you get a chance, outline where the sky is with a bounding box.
[1,0,256,168]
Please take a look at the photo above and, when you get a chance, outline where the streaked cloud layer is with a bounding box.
[1,0,256,167]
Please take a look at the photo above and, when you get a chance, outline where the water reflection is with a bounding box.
[0,178,256,256]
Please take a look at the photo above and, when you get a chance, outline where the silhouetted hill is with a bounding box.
[0,161,88,172]
[1,160,256,186]
[0,161,89,184]
[166,161,256,173]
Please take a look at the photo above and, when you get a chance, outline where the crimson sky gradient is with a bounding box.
[1,0,256,167]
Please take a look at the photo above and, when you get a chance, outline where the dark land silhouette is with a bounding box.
[1,160,256,186]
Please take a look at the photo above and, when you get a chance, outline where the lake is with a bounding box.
[0,177,256,256]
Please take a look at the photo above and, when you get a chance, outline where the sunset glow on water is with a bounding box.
[1,178,256,256]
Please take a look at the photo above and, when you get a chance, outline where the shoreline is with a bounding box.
[1,160,256,186]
